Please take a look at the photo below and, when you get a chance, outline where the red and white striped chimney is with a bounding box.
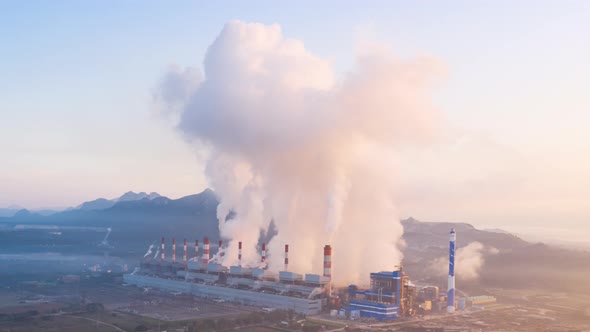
[172,238,176,263]
[218,240,224,257]
[183,239,187,263]
[284,244,289,271]
[261,243,266,263]
[195,240,199,259]
[161,237,165,262]
[203,237,210,265]
[323,245,332,279]
[238,241,242,267]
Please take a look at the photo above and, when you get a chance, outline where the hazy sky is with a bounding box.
[1,1,589,242]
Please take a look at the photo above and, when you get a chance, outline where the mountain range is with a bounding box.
[0,191,163,217]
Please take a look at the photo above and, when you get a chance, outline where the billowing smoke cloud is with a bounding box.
[156,21,444,285]
[430,242,498,281]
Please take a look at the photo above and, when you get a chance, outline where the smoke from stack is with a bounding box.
[430,241,499,281]
[156,20,444,284]
[143,244,154,259]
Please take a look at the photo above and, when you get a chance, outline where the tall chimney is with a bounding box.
[203,237,210,265]
[172,238,176,263]
[161,237,165,262]
[238,241,242,267]
[323,245,332,279]
[324,245,332,297]
[447,228,456,314]
[261,243,266,264]
[195,240,199,260]
[284,244,289,271]
[183,239,187,263]
[218,240,224,258]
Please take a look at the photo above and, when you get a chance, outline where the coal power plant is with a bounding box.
[124,238,332,315]
[123,228,468,320]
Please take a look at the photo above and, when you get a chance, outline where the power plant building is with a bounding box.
[123,274,322,314]
[124,237,331,315]
[123,229,459,320]
[346,270,416,320]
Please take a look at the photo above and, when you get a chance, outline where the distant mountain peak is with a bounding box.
[78,198,115,211]
[117,191,161,202]
[14,209,34,217]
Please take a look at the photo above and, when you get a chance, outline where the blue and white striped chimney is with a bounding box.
[447,228,456,314]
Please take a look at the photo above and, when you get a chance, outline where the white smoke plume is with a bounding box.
[430,241,498,281]
[156,21,444,285]
[143,244,154,258]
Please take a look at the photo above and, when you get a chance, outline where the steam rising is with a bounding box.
[431,241,498,281]
[157,21,444,284]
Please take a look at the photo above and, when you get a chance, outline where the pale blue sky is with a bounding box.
[1,1,589,241]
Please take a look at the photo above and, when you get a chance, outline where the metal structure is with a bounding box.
[124,274,322,314]
[129,238,330,315]
[160,237,165,262]
[183,239,187,263]
[203,237,210,265]
[347,268,416,320]
[323,245,332,279]
[238,241,242,267]
[447,228,456,314]
[172,238,176,263]
[323,245,332,297]
[284,244,289,271]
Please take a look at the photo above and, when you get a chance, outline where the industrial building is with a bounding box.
[341,228,463,320]
[346,268,417,320]
[124,228,466,320]
[123,238,331,315]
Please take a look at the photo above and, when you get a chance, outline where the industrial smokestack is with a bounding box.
[183,239,187,263]
[261,243,266,264]
[195,239,199,259]
[448,228,456,314]
[323,245,332,279]
[172,238,176,263]
[324,245,332,297]
[203,237,210,265]
[238,241,242,267]
[218,240,224,257]
[161,237,165,262]
[284,244,289,271]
